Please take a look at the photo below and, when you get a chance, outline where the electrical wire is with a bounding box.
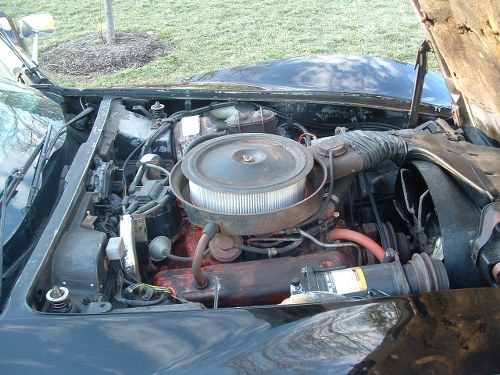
[297,132,317,146]
[139,101,237,158]
[121,101,233,194]
[235,238,304,256]
[140,120,174,157]
[296,228,362,251]
[264,105,401,131]
[121,141,146,196]
[111,265,185,307]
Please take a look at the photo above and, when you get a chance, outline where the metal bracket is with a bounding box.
[80,211,97,229]
[132,105,153,119]
[471,202,500,265]
[407,40,431,128]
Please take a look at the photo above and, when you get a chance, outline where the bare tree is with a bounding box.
[104,0,116,44]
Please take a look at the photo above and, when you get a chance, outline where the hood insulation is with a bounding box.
[412,0,500,141]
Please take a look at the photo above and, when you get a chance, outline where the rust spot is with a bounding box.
[421,15,436,27]
[457,23,472,34]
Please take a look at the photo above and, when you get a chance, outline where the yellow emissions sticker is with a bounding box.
[330,267,368,295]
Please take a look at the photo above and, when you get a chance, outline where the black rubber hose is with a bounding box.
[329,174,356,206]
[336,130,407,169]
[183,131,227,156]
[292,122,308,133]
[292,122,312,145]
[166,249,211,262]
[140,120,174,157]
[192,223,220,289]
[362,172,390,250]
[121,141,146,195]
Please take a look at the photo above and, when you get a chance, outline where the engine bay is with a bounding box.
[31,97,500,314]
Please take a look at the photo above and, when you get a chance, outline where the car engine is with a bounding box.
[35,98,500,313]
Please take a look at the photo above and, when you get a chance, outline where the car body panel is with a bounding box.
[0,5,499,375]
[183,55,452,108]
[0,288,498,374]
[1,94,497,371]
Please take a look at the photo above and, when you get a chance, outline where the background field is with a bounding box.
[2,0,432,87]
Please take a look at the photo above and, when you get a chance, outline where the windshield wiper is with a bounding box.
[26,126,52,208]
[27,106,94,208]
[0,106,95,299]
[0,138,44,299]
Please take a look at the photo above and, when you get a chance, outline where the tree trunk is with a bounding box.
[104,0,116,45]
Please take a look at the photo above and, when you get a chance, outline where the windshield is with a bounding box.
[0,76,64,241]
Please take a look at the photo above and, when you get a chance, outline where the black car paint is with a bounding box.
[184,55,452,108]
[0,288,499,374]
[49,55,451,121]
[0,53,498,374]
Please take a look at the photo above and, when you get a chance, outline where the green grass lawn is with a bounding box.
[2,0,431,87]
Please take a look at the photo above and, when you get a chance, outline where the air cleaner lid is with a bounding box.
[181,133,313,194]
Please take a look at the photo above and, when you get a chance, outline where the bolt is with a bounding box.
[48,286,65,299]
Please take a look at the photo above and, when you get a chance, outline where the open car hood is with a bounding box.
[412,0,500,141]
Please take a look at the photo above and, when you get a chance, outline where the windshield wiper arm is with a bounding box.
[27,127,52,208]
[0,138,45,300]
[27,106,95,209]
[0,105,96,298]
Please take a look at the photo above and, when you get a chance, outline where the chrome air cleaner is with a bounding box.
[183,133,313,214]
[170,133,325,235]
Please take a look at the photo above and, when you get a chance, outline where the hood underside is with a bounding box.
[412,0,500,141]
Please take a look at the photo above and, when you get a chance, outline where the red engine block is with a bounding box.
[167,226,221,269]
[155,250,352,307]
